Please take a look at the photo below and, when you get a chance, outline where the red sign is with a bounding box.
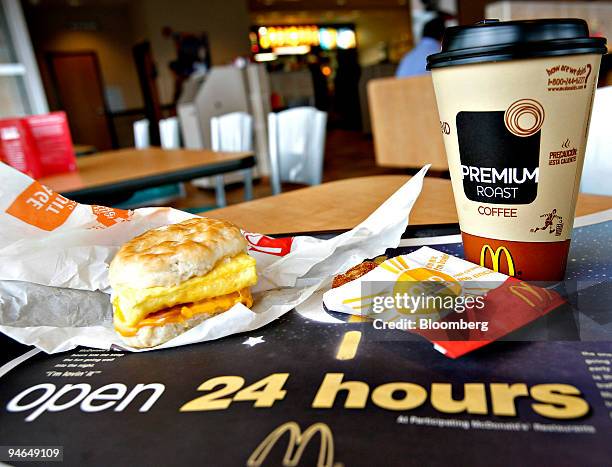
[0,119,42,178]
[245,233,294,256]
[0,112,76,178]
[24,112,77,176]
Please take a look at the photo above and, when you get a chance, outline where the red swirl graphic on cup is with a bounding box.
[504,99,545,137]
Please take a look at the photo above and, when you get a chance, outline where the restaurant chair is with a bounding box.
[580,85,612,196]
[267,106,327,195]
[368,75,447,172]
[133,119,150,148]
[359,63,396,134]
[192,111,254,207]
[159,117,181,149]
[113,119,185,209]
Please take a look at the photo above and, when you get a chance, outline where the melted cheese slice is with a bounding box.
[113,252,257,327]
[114,288,253,337]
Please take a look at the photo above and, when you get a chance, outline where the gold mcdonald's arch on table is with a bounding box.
[247,421,336,467]
[480,244,516,276]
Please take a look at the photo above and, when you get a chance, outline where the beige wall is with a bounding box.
[24,1,408,109]
[24,0,252,109]
[130,0,252,104]
[24,1,410,108]
[24,3,143,110]
[355,10,413,65]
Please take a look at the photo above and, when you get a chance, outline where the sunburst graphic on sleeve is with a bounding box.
[340,255,465,321]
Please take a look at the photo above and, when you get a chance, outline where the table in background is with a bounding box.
[206,175,612,234]
[40,147,254,204]
[73,144,97,156]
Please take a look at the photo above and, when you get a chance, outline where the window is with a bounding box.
[0,0,47,118]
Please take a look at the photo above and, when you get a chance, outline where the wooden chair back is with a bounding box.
[368,75,447,171]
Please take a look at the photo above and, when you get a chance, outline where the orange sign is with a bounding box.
[91,205,132,228]
[6,181,76,231]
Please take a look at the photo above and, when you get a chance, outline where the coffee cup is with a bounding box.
[427,19,607,280]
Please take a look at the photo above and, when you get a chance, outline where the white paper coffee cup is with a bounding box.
[427,19,607,280]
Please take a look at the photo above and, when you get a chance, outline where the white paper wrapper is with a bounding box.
[0,162,429,353]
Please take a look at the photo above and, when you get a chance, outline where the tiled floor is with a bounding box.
[169,129,417,212]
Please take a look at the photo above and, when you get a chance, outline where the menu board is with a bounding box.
[0,219,610,466]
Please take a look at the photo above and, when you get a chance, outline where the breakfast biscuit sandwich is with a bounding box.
[109,217,257,348]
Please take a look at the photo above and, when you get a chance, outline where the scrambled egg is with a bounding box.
[114,288,253,337]
[113,253,257,327]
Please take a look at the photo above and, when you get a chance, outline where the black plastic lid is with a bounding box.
[427,18,607,69]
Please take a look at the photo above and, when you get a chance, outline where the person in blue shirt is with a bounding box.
[396,17,446,78]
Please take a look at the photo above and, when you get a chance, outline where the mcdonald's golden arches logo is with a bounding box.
[509,281,553,307]
[480,244,515,276]
[247,421,337,467]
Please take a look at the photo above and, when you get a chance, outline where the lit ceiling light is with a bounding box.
[319,28,337,50]
[273,45,311,55]
[337,28,356,49]
[254,52,277,62]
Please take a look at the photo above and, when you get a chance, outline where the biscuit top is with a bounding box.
[109,217,247,289]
